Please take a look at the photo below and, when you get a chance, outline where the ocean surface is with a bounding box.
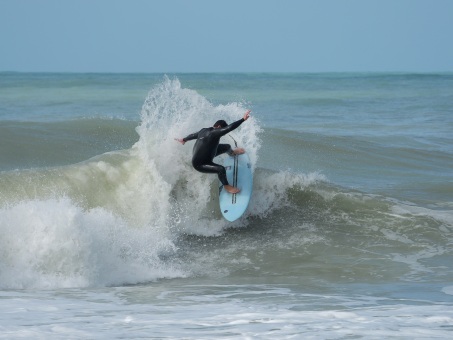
[1,72,453,339]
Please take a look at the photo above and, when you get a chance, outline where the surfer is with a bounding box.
[176,110,251,194]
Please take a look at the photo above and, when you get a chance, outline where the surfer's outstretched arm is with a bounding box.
[212,110,251,138]
[175,131,199,145]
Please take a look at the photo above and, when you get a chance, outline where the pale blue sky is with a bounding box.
[1,0,452,73]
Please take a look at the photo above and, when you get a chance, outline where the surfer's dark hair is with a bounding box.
[214,120,228,128]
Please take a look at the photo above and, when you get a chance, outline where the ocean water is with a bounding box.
[1,72,453,339]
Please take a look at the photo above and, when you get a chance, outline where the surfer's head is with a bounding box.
[214,120,228,128]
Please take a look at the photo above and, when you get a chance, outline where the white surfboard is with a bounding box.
[219,153,253,222]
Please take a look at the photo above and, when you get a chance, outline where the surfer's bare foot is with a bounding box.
[233,148,245,155]
[224,185,240,194]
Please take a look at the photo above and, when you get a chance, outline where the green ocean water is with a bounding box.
[1,73,453,338]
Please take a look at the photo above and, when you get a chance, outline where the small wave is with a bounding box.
[0,118,138,171]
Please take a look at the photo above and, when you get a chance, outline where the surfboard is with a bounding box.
[219,153,253,221]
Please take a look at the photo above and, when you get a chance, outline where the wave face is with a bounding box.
[1,77,452,290]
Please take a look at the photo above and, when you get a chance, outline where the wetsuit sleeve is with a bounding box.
[212,118,245,137]
[182,132,199,142]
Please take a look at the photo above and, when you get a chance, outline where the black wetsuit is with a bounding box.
[182,118,245,186]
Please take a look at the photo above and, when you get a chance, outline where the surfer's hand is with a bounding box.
[243,110,251,121]
[175,138,185,145]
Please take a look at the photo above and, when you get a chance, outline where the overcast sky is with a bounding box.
[1,0,452,73]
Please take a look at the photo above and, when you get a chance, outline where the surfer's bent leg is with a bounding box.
[216,144,234,157]
[194,162,229,186]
